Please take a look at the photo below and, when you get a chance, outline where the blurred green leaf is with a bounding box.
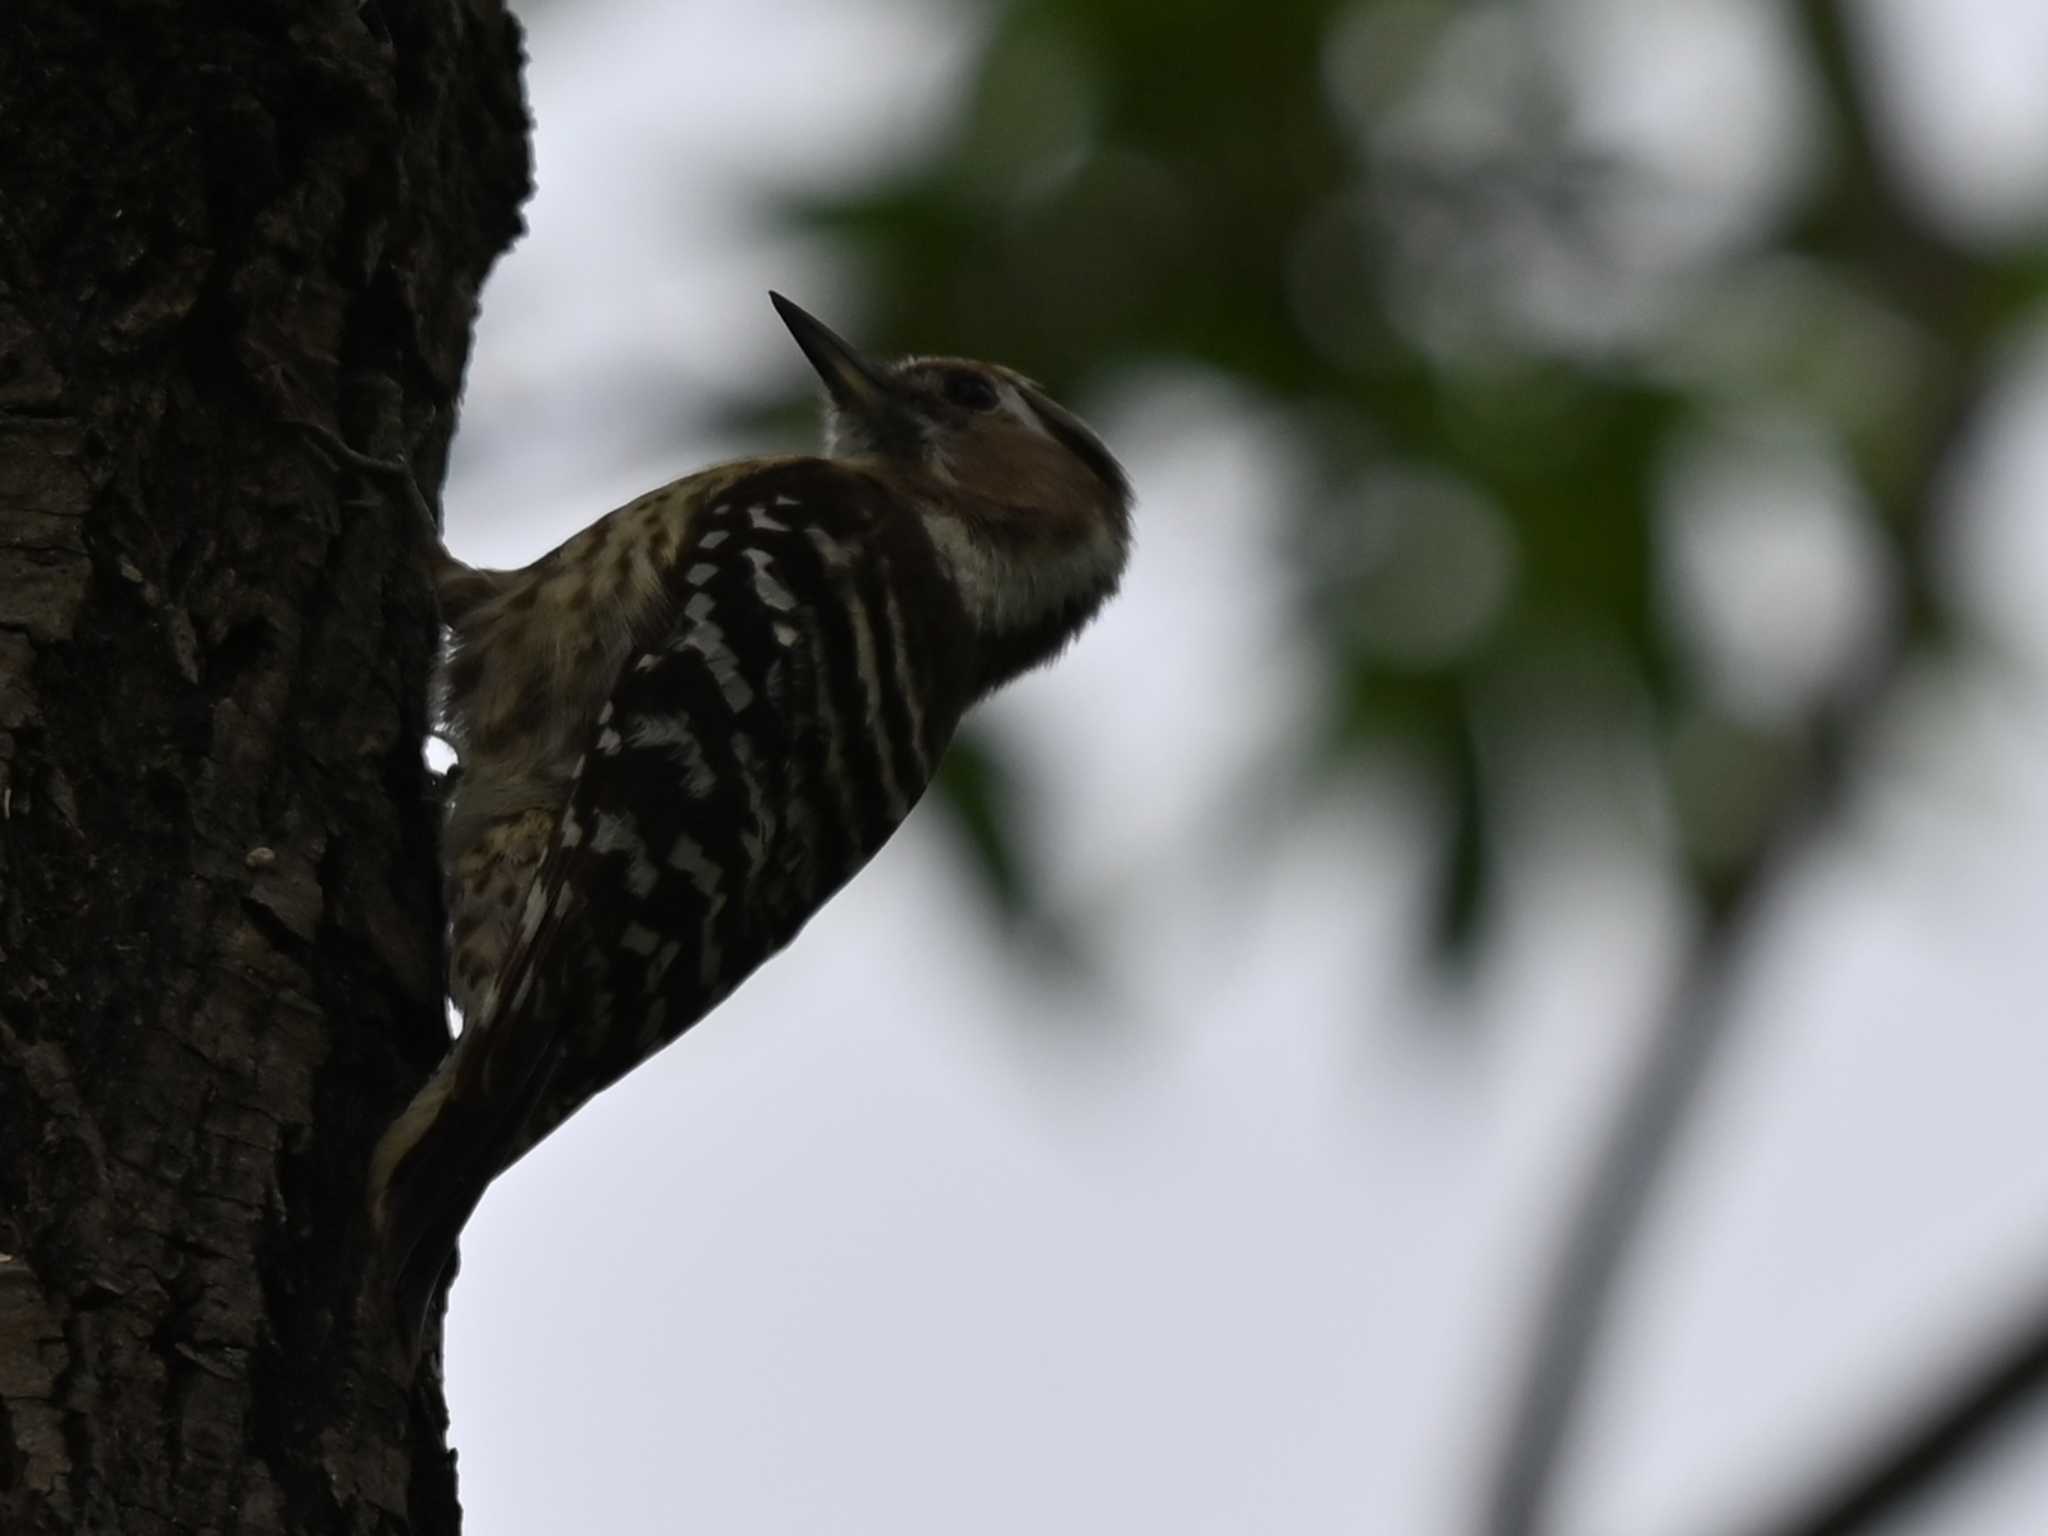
[929,726,1028,921]
[753,0,2038,979]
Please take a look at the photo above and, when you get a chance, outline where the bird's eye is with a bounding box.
[943,371,999,412]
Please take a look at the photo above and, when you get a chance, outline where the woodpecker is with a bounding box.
[362,294,1131,1350]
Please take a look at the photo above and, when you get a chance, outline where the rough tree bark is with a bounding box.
[0,3,528,1531]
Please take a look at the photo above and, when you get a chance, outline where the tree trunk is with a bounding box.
[0,3,528,1531]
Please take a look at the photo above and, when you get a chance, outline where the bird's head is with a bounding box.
[772,292,1132,695]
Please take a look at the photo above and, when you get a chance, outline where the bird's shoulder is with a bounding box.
[664,454,916,548]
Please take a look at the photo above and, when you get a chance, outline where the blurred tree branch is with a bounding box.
[1738,1291,2048,1536]
[1478,2,2006,1532]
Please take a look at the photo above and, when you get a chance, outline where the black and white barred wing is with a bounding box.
[376,469,970,1336]
[502,473,971,1164]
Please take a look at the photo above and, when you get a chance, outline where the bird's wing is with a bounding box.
[372,462,953,1352]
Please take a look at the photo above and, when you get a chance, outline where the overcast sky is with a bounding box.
[435,2,2048,1531]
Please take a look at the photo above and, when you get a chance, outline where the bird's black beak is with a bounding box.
[771,293,893,419]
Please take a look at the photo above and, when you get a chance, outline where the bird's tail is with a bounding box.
[368,1012,570,1360]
